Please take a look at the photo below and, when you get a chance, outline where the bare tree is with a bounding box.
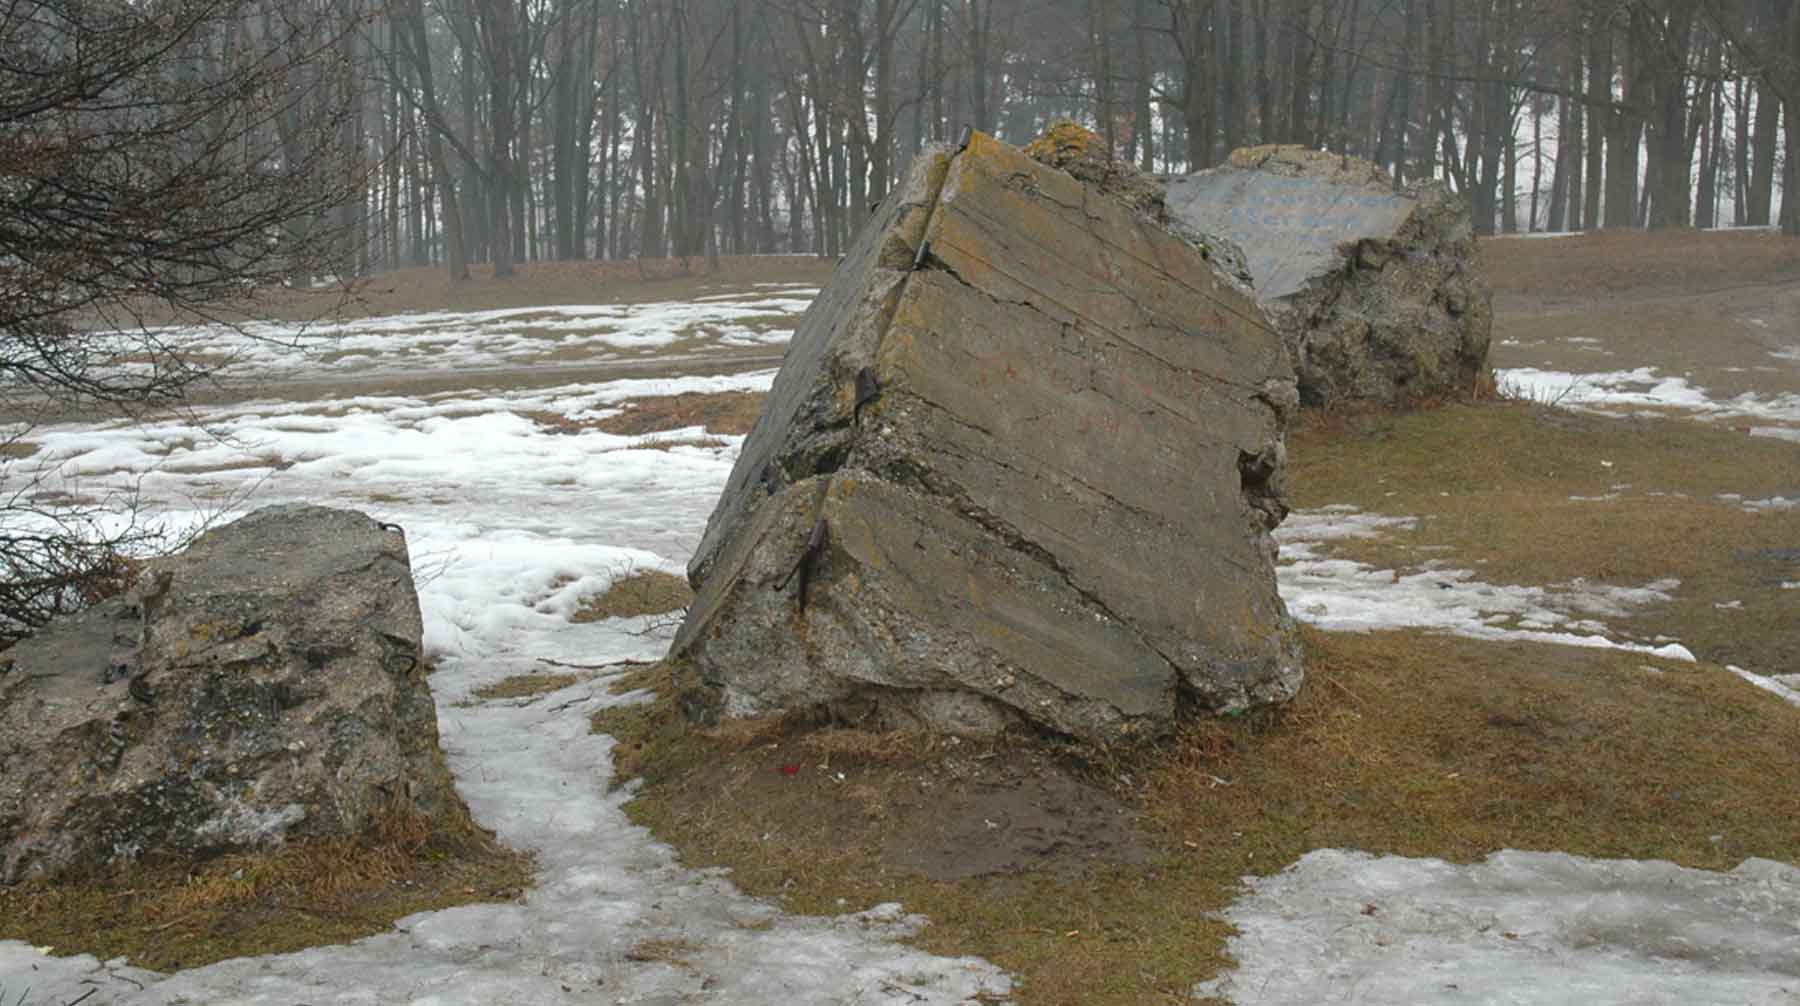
[0,0,362,641]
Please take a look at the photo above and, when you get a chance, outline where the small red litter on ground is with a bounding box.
[779,764,800,776]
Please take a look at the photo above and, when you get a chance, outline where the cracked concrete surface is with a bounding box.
[671,131,1304,744]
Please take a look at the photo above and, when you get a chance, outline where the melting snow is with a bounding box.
[1196,849,1800,1005]
[77,292,818,389]
[1496,366,1800,433]
[1276,507,1694,661]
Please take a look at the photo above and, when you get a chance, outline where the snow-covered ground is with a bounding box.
[1197,849,1800,1005]
[115,287,817,387]
[4,293,1797,1004]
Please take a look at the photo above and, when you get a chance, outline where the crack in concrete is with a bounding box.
[871,393,1185,686]
[922,232,1273,401]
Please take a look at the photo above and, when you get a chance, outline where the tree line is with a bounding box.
[346,0,1799,285]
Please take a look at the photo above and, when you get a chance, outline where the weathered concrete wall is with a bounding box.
[674,132,1303,745]
[1166,145,1492,407]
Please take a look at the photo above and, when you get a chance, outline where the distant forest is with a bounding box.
[68,0,1800,281]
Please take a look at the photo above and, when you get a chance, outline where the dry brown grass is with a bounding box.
[1479,229,1800,297]
[624,937,701,965]
[573,570,694,623]
[472,672,579,701]
[1288,399,1800,672]
[593,390,767,437]
[586,391,1800,1005]
[0,804,533,972]
[617,436,730,452]
[596,627,1799,1006]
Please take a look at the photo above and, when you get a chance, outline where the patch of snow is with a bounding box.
[1495,366,1800,427]
[59,292,819,390]
[1750,426,1800,443]
[1277,508,1693,661]
[1197,848,1800,1005]
[1719,494,1799,513]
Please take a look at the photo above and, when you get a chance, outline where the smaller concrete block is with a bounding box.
[1166,144,1493,407]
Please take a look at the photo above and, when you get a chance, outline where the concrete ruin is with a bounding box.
[0,504,459,883]
[671,130,1304,745]
[1165,145,1492,408]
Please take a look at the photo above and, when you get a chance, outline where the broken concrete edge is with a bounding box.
[689,143,956,589]
[674,131,1304,746]
[1023,119,1257,292]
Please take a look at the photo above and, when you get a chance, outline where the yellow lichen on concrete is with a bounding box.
[1021,119,1104,169]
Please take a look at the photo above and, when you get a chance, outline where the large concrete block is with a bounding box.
[0,505,455,884]
[1166,145,1493,407]
[673,132,1303,744]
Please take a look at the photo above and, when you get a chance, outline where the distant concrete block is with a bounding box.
[1167,145,1493,407]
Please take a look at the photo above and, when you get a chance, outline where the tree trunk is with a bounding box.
[1548,46,1572,231]
[1182,2,1216,169]
[483,0,518,277]
[1602,18,1641,229]
[1285,0,1313,145]
[1566,46,1584,231]
[1732,76,1748,226]
[1784,0,1800,235]
[871,0,896,202]
[1090,0,1115,156]
[1141,0,1163,169]
[1644,6,1696,230]
[967,0,993,133]
[1254,0,1273,142]
[550,1,576,260]
[1696,53,1722,229]
[395,0,469,283]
